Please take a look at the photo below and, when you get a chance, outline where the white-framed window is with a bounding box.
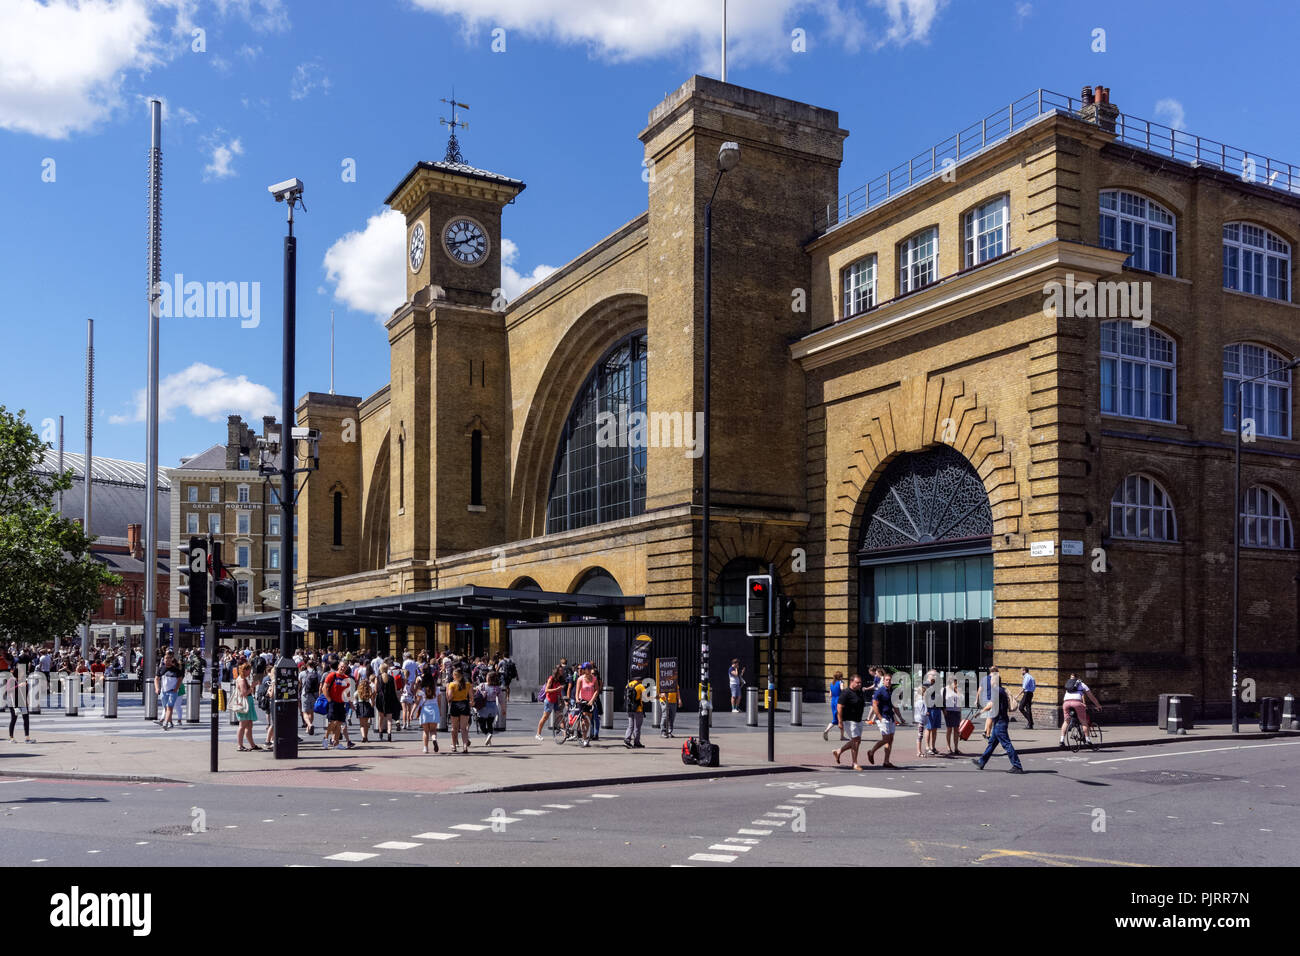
[238,455,249,470]
[1241,486,1294,549]
[1099,190,1175,275]
[237,513,249,535]
[842,255,877,316]
[964,196,1008,267]
[1100,321,1176,422]
[237,484,249,503]
[268,546,280,570]
[1110,474,1177,541]
[237,545,249,567]
[209,487,220,503]
[208,513,220,535]
[269,514,280,536]
[1223,222,1290,301]
[187,486,197,502]
[186,513,199,534]
[1223,344,1292,439]
[237,581,250,605]
[899,227,938,294]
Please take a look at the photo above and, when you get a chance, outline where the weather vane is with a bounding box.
[440,89,469,164]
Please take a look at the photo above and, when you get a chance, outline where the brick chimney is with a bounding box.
[127,523,142,559]
[1079,83,1118,133]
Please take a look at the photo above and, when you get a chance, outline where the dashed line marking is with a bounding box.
[450,824,490,832]
[737,828,771,836]
[87,850,101,854]
[542,804,573,809]
[573,799,592,804]
[754,819,787,827]
[589,793,617,799]
[711,844,750,852]
[325,851,378,862]
[412,832,460,841]
[512,809,549,815]
[795,794,823,799]
[725,837,760,845]
[688,852,737,863]
[31,859,47,863]
[774,804,801,810]
[374,841,420,850]
[483,816,521,824]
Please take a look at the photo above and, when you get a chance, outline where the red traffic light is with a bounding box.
[751,582,765,593]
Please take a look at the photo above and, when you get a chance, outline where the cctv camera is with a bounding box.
[268,177,304,202]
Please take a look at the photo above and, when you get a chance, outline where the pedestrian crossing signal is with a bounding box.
[746,574,773,637]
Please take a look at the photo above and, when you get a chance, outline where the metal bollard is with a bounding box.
[790,687,803,726]
[103,676,118,718]
[1166,695,1186,734]
[144,681,157,720]
[1283,694,1298,730]
[185,677,201,723]
[64,675,78,716]
[746,686,759,726]
[602,686,614,729]
[652,697,663,729]
[1259,697,1282,732]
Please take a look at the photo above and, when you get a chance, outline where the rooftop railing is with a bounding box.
[815,88,1300,235]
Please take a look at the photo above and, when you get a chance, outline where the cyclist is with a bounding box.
[573,663,598,747]
[1059,673,1101,748]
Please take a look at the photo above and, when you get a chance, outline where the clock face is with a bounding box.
[443,217,488,266]
[409,222,426,273]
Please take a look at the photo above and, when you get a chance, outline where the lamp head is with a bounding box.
[717,141,740,172]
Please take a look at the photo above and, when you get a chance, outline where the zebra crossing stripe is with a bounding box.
[511,809,549,815]
[324,852,377,862]
[710,844,750,852]
[588,793,618,798]
[724,837,760,845]
[688,853,737,863]
[450,824,490,831]
[412,832,460,841]
[737,828,771,836]
[482,816,521,824]
[542,804,573,809]
[373,841,420,850]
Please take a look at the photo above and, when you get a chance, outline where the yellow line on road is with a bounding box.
[914,841,1152,867]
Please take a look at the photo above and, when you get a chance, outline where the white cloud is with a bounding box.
[1154,98,1186,131]
[500,238,557,301]
[202,133,244,180]
[1014,2,1032,24]
[135,94,198,126]
[408,0,945,68]
[322,209,406,320]
[212,0,289,32]
[237,43,262,59]
[290,61,331,100]
[0,0,160,138]
[110,362,277,424]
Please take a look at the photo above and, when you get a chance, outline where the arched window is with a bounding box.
[1100,321,1176,422]
[714,557,767,623]
[1110,474,1177,541]
[546,333,648,533]
[899,227,938,294]
[572,568,622,596]
[842,255,876,317]
[1223,344,1292,439]
[1241,486,1294,550]
[964,195,1008,267]
[1099,190,1175,275]
[1223,223,1290,301]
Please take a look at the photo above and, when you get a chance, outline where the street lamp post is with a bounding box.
[1231,355,1300,734]
[699,141,740,744]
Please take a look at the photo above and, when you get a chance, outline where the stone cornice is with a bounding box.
[791,240,1130,371]
[386,163,524,215]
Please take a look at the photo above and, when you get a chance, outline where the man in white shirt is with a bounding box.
[1016,668,1036,730]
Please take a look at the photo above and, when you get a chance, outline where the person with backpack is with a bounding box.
[972,679,1025,773]
[475,670,502,745]
[535,665,566,740]
[446,667,473,753]
[414,662,441,754]
[354,669,375,742]
[1059,673,1101,747]
[624,674,647,749]
[321,659,355,750]
[374,664,400,742]
[300,662,321,736]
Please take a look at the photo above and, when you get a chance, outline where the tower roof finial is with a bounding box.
[440,89,470,164]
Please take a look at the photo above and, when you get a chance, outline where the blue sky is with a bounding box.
[3,0,1298,467]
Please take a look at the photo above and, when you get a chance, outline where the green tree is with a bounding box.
[0,406,120,643]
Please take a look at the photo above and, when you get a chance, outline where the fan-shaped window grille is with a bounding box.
[859,447,993,553]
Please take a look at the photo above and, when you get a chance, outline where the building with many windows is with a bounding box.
[293,78,1297,716]
[167,415,295,622]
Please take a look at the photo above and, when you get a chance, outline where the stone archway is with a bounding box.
[361,434,390,572]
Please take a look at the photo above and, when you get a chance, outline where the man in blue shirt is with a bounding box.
[1016,667,1036,730]
[972,679,1025,773]
[863,671,901,768]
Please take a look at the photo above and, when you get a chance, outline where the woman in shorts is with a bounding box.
[944,676,964,755]
[729,659,744,713]
[535,665,566,740]
[414,663,440,754]
[445,667,473,753]
[476,670,502,745]
[354,672,375,742]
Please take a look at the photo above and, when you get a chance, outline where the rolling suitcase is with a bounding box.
[958,709,975,742]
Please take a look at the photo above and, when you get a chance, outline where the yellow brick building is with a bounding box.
[295,79,1298,717]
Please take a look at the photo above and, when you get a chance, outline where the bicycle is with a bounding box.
[554,698,592,746]
[1064,706,1103,752]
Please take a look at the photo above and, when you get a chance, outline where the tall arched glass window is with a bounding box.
[1223,343,1292,438]
[546,332,648,533]
[1100,190,1175,275]
[1110,474,1177,541]
[1241,486,1294,550]
[1223,222,1290,301]
[1100,321,1176,422]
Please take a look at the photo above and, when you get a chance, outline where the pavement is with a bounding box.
[3,691,1294,793]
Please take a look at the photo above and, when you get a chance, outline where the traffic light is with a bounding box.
[745,574,773,637]
[177,536,208,627]
[780,597,796,634]
[210,543,239,625]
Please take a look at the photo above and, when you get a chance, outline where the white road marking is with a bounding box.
[754,819,787,826]
[512,809,549,815]
[135,841,149,845]
[87,850,101,854]
[794,794,823,798]
[262,819,274,823]
[815,785,919,799]
[483,816,521,824]
[589,793,617,798]
[542,804,573,809]
[450,824,490,831]
[412,832,460,841]
[737,828,771,836]
[573,799,592,803]
[325,851,377,862]
[374,841,420,850]
[1089,741,1300,765]
[31,859,47,863]
[710,844,750,852]
[725,837,761,845]
[763,811,796,818]
[688,852,737,863]
[774,804,802,810]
